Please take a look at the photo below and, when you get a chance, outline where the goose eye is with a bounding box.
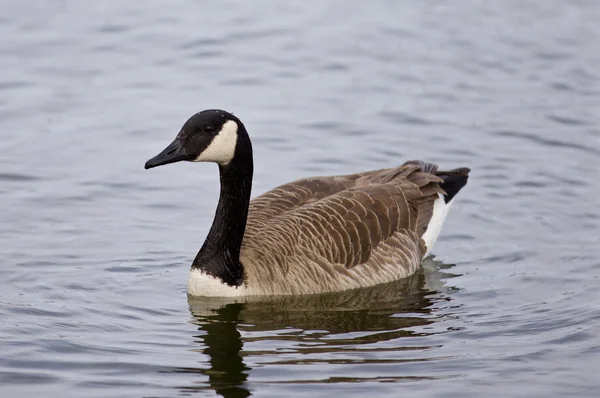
[203,124,216,134]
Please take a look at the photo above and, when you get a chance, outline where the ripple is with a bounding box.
[0,172,39,182]
[549,81,575,92]
[380,111,434,126]
[0,81,32,90]
[0,371,61,385]
[493,130,599,155]
[97,24,130,34]
[547,114,589,126]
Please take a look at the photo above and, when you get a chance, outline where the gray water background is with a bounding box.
[1,1,600,397]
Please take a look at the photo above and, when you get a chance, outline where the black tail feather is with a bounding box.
[437,168,470,203]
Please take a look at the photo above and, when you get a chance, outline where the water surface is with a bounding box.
[1,1,600,397]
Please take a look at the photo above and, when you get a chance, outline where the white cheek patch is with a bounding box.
[194,120,238,165]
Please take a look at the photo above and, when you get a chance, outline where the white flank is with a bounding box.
[193,119,238,165]
[421,193,454,258]
[188,268,248,297]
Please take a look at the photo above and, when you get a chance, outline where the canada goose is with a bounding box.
[145,109,469,297]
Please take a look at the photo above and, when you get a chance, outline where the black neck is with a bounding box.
[192,134,253,286]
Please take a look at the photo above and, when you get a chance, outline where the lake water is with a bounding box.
[1,1,599,397]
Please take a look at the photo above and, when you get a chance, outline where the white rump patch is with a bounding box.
[188,268,248,297]
[421,193,453,258]
[193,119,238,165]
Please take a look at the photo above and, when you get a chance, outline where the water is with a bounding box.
[1,1,599,397]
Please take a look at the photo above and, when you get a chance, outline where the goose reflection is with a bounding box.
[179,258,459,397]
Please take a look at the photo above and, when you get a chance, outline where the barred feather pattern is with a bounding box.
[238,161,446,295]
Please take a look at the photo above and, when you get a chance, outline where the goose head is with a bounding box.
[145,109,249,170]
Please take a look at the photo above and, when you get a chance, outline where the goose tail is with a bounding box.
[420,166,470,258]
[436,167,470,203]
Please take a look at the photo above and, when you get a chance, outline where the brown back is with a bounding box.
[243,161,444,271]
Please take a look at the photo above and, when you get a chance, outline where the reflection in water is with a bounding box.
[179,258,459,397]
[175,303,251,398]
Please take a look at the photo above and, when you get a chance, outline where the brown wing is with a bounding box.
[243,162,444,271]
[246,175,358,229]
[246,160,438,227]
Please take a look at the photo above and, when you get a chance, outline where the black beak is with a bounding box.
[145,137,193,169]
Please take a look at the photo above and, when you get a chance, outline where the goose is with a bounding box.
[145,109,470,297]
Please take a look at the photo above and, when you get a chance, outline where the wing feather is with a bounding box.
[243,162,446,275]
